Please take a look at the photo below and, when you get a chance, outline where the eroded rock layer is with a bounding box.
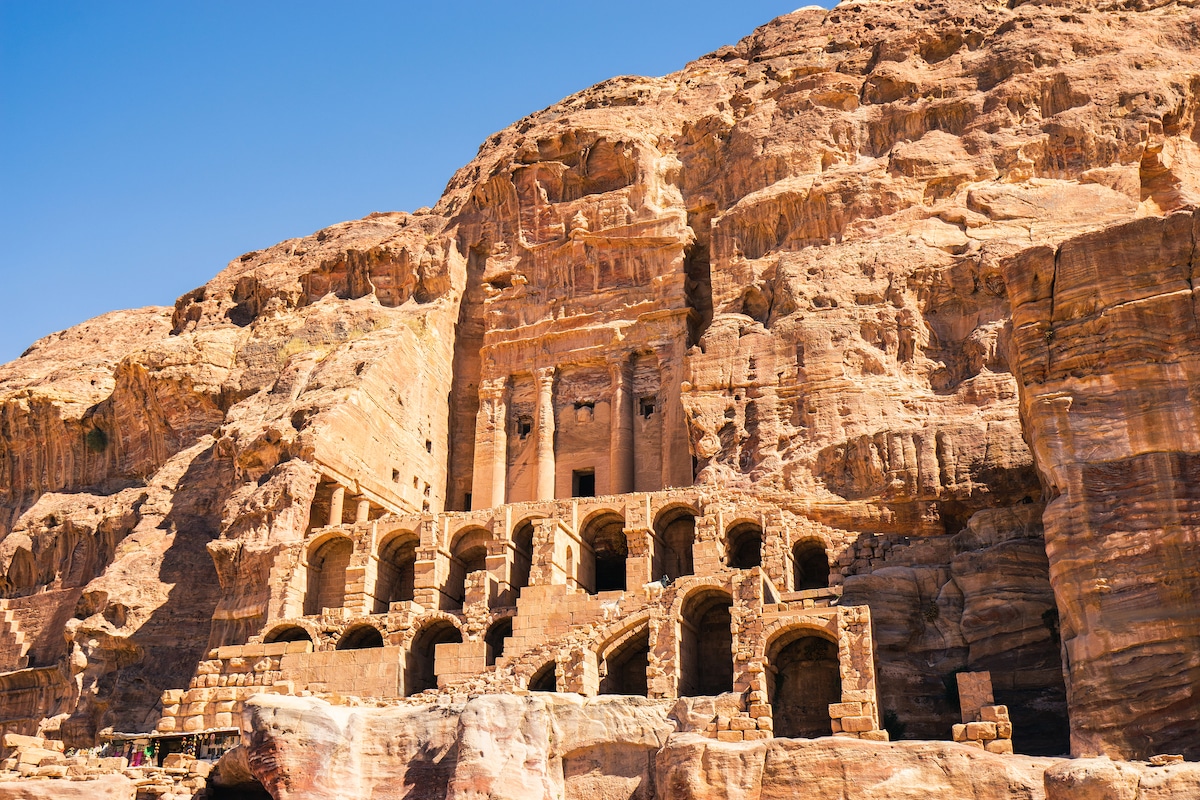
[0,0,1196,771]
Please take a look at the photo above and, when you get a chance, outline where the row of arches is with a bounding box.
[301,513,832,617]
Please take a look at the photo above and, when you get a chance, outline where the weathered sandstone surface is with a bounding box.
[0,0,1197,790]
[228,693,1200,800]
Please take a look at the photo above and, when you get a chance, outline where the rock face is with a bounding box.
[0,0,1197,776]
[230,694,1200,800]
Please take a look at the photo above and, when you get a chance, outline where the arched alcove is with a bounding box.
[599,627,649,696]
[768,632,841,738]
[374,532,418,613]
[446,527,490,609]
[581,512,627,594]
[654,507,695,581]
[792,540,829,590]
[726,522,762,570]
[529,661,557,692]
[337,624,384,650]
[262,625,313,645]
[679,589,734,696]
[304,537,353,615]
[405,621,463,696]
[510,520,536,598]
[485,617,513,666]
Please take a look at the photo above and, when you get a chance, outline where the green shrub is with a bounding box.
[85,427,108,453]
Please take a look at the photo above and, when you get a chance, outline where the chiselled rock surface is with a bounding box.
[0,0,1197,783]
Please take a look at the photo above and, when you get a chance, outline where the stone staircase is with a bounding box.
[0,603,29,672]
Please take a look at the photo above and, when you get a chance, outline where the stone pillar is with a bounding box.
[471,377,509,509]
[608,356,634,495]
[328,485,345,527]
[355,498,371,523]
[624,527,654,589]
[534,367,557,501]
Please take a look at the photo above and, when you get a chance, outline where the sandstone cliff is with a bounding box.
[0,0,1198,771]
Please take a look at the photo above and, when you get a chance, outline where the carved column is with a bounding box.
[328,485,345,527]
[471,377,509,509]
[608,356,634,495]
[534,366,557,501]
[355,498,371,523]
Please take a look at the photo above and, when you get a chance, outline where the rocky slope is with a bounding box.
[0,0,1197,770]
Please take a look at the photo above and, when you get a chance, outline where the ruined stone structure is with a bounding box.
[3,0,1200,796]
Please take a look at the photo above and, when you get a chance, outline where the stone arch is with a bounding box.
[580,511,627,594]
[304,534,354,615]
[405,617,463,695]
[337,623,385,650]
[484,615,513,666]
[766,626,841,739]
[792,538,830,590]
[654,504,697,581]
[679,587,734,696]
[374,530,419,613]
[509,518,538,598]
[262,623,316,646]
[528,661,557,692]
[598,622,650,697]
[725,520,763,569]
[446,526,491,609]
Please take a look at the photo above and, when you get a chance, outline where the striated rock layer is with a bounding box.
[0,0,1196,772]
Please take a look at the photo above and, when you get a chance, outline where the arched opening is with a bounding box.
[792,540,829,590]
[262,625,313,645]
[374,532,418,613]
[726,522,762,570]
[485,617,513,667]
[768,632,841,739]
[581,513,627,595]
[599,627,649,696]
[406,621,462,696]
[529,661,557,692]
[337,624,384,650]
[304,537,353,615]
[679,590,734,696]
[654,507,695,581]
[510,520,535,599]
[446,528,490,610]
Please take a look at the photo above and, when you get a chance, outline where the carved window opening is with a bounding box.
[574,400,595,422]
[639,396,656,418]
[572,469,596,498]
[680,590,734,696]
[767,633,841,738]
[517,416,533,438]
[654,507,696,581]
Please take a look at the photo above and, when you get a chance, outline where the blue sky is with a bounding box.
[0,1,828,364]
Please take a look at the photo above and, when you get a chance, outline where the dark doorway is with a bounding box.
[529,662,557,692]
[582,513,627,594]
[263,625,312,645]
[573,470,596,498]
[485,617,513,666]
[770,634,841,738]
[337,625,384,650]
[655,508,695,580]
[374,533,417,612]
[680,591,734,696]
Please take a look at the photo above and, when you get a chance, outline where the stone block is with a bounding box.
[743,730,771,740]
[996,721,1013,739]
[163,754,194,770]
[956,672,994,724]
[965,721,997,741]
[827,702,862,719]
[962,739,985,749]
[985,739,1014,754]
[756,716,773,731]
[952,723,967,742]
[214,712,234,728]
[840,715,874,733]
[182,715,206,733]
[859,729,890,742]
[716,731,743,742]
[2,734,44,751]
[730,717,756,731]
[33,765,66,778]
[156,717,177,733]
[748,703,771,718]
[979,705,1009,723]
